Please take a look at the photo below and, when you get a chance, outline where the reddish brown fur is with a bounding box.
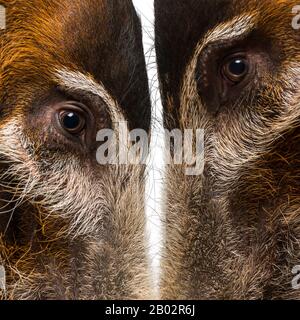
[155,0,300,299]
[0,0,152,300]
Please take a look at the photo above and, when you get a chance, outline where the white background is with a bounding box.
[133,0,164,291]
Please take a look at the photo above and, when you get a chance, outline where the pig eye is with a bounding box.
[57,103,87,135]
[222,54,249,84]
[59,111,85,134]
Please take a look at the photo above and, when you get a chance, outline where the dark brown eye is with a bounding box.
[59,110,86,134]
[222,56,249,83]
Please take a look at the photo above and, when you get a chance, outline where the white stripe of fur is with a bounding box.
[204,14,256,46]
[55,69,126,125]
[178,14,257,179]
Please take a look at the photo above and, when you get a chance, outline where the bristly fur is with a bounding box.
[0,0,152,299]
[155,0,300,299]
